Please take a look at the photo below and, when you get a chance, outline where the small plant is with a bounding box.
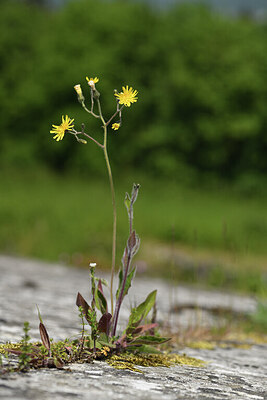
[50,76,169,351]
[18,322,32,371]
[0,76,205,372]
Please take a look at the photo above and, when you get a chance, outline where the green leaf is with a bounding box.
[127,290,157,334]
[116,267,124,300]
[124,192,131,212]
[95,288,108,314]
[126,344,161,354]
[116,267,136,302]
[36,305,43,324]
[129,335,171,345]
[123,267,136,298]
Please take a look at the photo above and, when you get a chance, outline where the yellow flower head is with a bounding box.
[114,85,138,107]
[50,115,74,141]
[112,123,120,131]
[86,76,99,89]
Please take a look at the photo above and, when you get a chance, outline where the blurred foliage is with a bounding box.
[1,0,267,186]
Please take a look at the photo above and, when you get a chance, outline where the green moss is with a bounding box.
[106,352,206,373]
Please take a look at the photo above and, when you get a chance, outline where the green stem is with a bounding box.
[81,101,100,119]
[97,100,117,317]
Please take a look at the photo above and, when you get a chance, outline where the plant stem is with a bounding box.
[111,252,131,337]
[81,101,100,119]
[105,105,124,127]
[97,99,117,317]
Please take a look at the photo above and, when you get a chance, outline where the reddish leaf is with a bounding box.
[76,292,92,324]
[97,279,104,295]
[131,323,158,337]
[39,322,50,352]
[98,313,112,335]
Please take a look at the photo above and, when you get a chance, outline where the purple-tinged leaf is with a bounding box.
[131,323,158,337]
[126,230,140,257]
[39,322,50,352]
[98,313,112,335]
[76,292,93,324]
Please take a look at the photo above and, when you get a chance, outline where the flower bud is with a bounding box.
[74,84,84,103]
[78,138,87,144]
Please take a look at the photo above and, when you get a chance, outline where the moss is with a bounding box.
[106,352,206,372]
[187,341,216,350]
[1,341,206,373]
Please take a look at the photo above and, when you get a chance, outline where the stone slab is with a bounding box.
[0,255,266,400]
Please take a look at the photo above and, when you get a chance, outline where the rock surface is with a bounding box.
[0,255,266,400]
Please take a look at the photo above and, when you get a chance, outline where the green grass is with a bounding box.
[1,168,267,294]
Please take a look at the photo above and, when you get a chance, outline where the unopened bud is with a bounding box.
[74,84,84,103]
[78,138,87,144]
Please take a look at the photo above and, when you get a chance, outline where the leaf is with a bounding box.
[127,230,140,256]
[97,313,112,335]
[127,290,157,334]
[116,266,136,304]
[76,292,93,325]
[123,267,136,298]
[39,322,50,352]
[131,323,158,337]
[124,192,131,211]
[116,267,124,300]
[126,344,161,354]
[95,280,108,314]
[128,335,171,345]
[36,305,43,324]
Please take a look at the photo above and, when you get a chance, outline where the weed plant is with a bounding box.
[0,76,202,372]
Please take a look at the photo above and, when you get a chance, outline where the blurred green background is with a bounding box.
[1,0,267,295]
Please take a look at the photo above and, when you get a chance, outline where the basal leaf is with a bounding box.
[76,292,93,325]
[97,313,112,335]
[95,280,108,314]
[127,290,157,334]
[126,344,161,354]
[39,322,51,351]
[131,323,158,337]
[128,335,171,345]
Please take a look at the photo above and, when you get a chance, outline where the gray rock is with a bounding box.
[0,255,266,400]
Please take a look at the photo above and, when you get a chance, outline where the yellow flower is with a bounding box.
[114,85,138,107]
[86,76,99,89]
[50,115,74,141]
[112,123,120,131]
